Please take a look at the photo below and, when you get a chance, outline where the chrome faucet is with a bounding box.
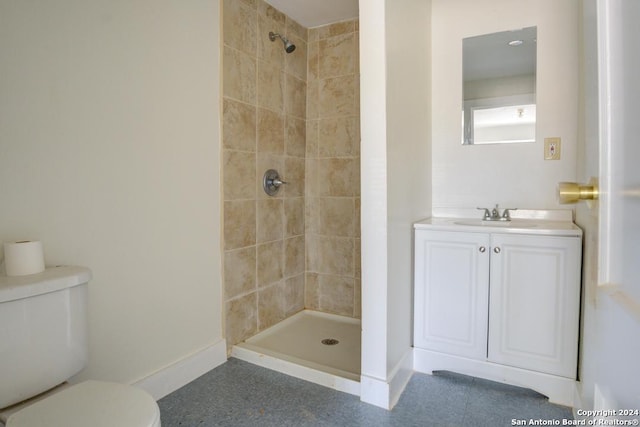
[491,205,500,220]
[501,207,517,221]
[477,204,517,221]
[477,207,492,220]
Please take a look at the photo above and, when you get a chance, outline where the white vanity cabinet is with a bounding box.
[413,216,582,406]
[413,230,490,360]
[487,233,581,378]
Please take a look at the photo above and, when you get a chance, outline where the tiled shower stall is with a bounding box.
[222,0,360,349]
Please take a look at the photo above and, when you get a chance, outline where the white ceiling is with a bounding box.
[264,0,359,28]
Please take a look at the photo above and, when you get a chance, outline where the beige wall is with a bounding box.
[306,20,361,318]
[223,0,308,347]
[431,0,580,211]
[0,0,223,385]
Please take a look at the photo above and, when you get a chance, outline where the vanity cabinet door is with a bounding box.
[414,230,490,360]
[487,234,581,378]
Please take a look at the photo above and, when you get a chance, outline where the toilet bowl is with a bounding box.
[0,266,161,427]
[6,381,160,427]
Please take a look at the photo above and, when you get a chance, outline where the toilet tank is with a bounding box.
[0,266,92,409]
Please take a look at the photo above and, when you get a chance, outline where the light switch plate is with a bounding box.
[544,137,561,160]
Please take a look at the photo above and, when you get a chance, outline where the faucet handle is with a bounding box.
[501,208,518,220]
[476,207,491,220]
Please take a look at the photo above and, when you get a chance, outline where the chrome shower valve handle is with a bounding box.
[263,169,287,196]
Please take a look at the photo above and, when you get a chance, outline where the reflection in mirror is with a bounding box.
[462,27,537,145]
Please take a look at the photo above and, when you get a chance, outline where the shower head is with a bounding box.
[269,31,296,53]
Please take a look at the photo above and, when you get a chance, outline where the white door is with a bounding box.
[598,0,640,304]
[487,234,581,378]
[591,0,640,410]
[414,230,490,360]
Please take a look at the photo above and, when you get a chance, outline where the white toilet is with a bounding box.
[0,266,161,427]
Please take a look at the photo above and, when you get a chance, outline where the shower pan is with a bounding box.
[232,310,361,395]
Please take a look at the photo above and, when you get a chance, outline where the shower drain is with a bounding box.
[321,338,339,346]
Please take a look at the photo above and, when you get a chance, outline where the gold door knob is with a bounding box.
[557,177,599,204]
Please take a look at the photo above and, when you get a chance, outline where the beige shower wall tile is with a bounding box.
[258,282,286,330]
[286,17,307,41]
[318,75,356,118]
[284,197,304,237]
[307,41,319,82]
[257,198,284,243]
[354,197,361,237]
[223,0,257,56]
[306,80,319,120]
[284,235,305,278]
[306,120,319,157]
[318,33,355,79]
[223,46,256,104]
[257,60,283,112]
[304,197,317,234]
[305,272,319,309]
[317,20,355,40]
[284,157,304,197]
[315,236,354,276]
[352,159,361,196]
[355,72,360,115]
[224,150,256,200]
[257,240,283,286]
[318,116,359,157]
[317,158,358,197]
[285,74,306,119]
[285,117,305,158]
[318,274,354,316]
[284,274,305,316]
[237,0,257,8]
[354,30,360,74]
[355,198,361,237]
[256,153,284,199]
[316,197,354,237]
[285,35,307,81]
[354,237,361,278]
[223,98,256,151]
[258,13,284,65]
[224,200,256,250]
[305,234,318,272]
[258,0,285,24]
[226,292,257,346]
[308,27,320,43]
[304,158,318,201]
[224,246,256,299]
[257,108,284,154]
[354,278,361,319]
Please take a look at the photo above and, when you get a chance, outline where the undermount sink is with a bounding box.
[454,219,538,228]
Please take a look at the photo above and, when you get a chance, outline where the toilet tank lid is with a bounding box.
[0,266,92,303]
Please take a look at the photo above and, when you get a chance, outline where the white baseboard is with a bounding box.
[360,375,390,409]
[133,340,227,400]
[388,349,414,408]
[360,348,414,410]
[414,347,577,407]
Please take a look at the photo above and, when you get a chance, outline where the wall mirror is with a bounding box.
[462,26,537,145]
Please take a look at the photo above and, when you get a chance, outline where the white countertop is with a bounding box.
[414,216,582,237]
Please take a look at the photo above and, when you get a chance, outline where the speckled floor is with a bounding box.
[158,358,574,427]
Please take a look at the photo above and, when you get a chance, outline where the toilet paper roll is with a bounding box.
[3,240,45,276]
